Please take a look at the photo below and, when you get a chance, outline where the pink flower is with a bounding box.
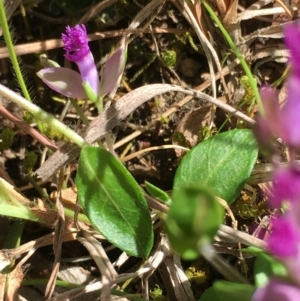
[61,24,99,95]
[271,167,300,207]
[254,23,300,149]
[267,214,300,258]
[37,24,126,100]
[284,23,300,77]
[251,278,300,301]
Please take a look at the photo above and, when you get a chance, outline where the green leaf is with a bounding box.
[173,129,258,204]
[199,282,255,301]
[166,185,224,260]
[76,146,153,257]
[213,281,255,301]
[145,181,172,205]
[254,253,287,287]
[241,246,265,255]
[198,287,218,301]
[99,46,127,97]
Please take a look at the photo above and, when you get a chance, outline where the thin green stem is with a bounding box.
[201,0,264,116]
[95,96,104,114]
[95,96,115,152]
[69,98,90,125]
[27,174,49,198]
[0,83,89,147]
[0,1,31,101]
[64,207,91,224]
[22,279,81,289]
[0,1,43,130]
[3,220,25,249]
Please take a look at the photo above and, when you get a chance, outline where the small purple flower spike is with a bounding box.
[267,214,300,258]
[251,278,300,301]
[285,23,300,77]
[254,23,300,150]
[271,167,300,207]
[61,24,99,96]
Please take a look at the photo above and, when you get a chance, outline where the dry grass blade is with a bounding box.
[238,1,295,21]
[48,265,155,301]
[0,28,193,59]
[163,254,195,301]
[121,145,189,163]
[127,0,166,33]
[45,170,66,299]
[218,225,267,250]
[0,105,58,151]
[174,0,232,100]
[83,231,117,301]
[79,0,119,24]
[172,0,217,98]
[240,19,297,47]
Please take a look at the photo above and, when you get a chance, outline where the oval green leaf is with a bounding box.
[76,146,153,257]
[173,129,258,204]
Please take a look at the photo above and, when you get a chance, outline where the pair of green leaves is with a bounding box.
[76,129,258,258]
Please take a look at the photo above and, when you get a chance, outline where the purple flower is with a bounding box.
[271,166,300,207]
[267,214,300,258]
[254,23,300,149]
[285,23,300,77]
[61,25,99,96]
[37,24,127,100]
[251,278,300,301]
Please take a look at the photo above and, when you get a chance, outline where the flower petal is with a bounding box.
[284,23,300,77]
[61,24,99,97]
[37,67,86,98]
[76,52,99,97]
[267,214,300,258]
[99,46,127,96]
[271,166,300,207]
[252,278,300,301]
[260,86,285,139]
[253,115,274,153]
[61,24,89,62]
[280,74,300,147]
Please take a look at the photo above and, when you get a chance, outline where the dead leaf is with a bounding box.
[172,106,212,156]
[5,264,24,301]
[50,186,78,207]
[223,0,238,24]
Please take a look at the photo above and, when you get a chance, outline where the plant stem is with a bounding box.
[0,84,89,147]
[201,0,264,116]
[64,207,91,224]
[200,242,249,284]
[69,98,89,125]
[0,0,44,130]
[95,96,115,153]
[95,96,104,114]
[0,1,31,101]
